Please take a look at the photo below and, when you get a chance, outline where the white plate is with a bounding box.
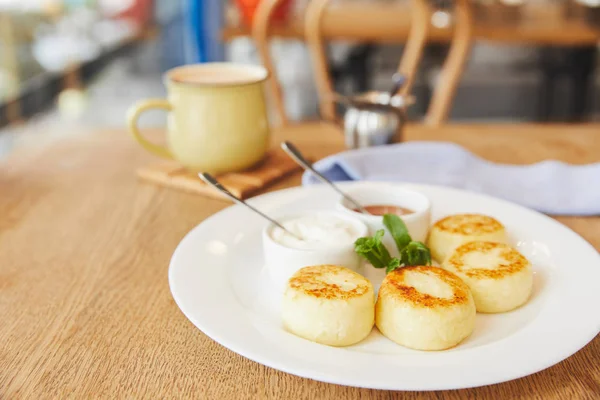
[169,182,600,391]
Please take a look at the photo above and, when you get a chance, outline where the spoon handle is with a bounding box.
[388,73,406,99]
[281,141,371,215]
[199,173,299,237]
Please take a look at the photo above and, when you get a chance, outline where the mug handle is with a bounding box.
[126,98,173,159]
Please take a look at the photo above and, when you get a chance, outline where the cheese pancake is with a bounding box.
[427,213,507,262]
[376,266,476,350]
[443,241,533,313]
[282,265,375,346]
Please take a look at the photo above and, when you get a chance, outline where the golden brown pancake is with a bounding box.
[427,213,508,262]
[379,266,471,308]
[287,265,371,300]
[376,265,476,350]
[282,265,375,346]
[443,241,533,313]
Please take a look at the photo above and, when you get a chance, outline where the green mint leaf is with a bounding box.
[353,237,373,254]
[386,258,402,274]
[418,242,432,265]
[400,241,432,266]
[354,235,384,268]
[372,229,392,266]
[373,229,385,242]
[383,214,412,253]
[366,254,387,269]
[354,229,394,269]
[410,241,432,265]
[354,237,370,246]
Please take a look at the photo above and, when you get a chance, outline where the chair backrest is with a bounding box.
[252,0,291,127]
[253,0,474,127]
[0,12,22,124]
[424,0,473,125]
[305,0,436,123]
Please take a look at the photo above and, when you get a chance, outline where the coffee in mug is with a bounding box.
[127,63,270,174]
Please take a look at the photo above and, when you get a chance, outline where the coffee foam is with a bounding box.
[169,64,267,86]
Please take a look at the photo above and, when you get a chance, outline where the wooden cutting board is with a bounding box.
[136,149,305,200]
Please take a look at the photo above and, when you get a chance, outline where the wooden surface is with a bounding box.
[223,2,600,46]
[136,149,304,200]
[1,123,599,398]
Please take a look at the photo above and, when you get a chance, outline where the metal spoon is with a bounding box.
[330,92,415,111]
[280,141,371,215]
[387,73,406,103]
[199,173,303,239]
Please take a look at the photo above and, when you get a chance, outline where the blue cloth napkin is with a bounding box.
[301,141,600,216]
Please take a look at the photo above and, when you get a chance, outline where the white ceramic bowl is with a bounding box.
[262,211,369,292]
[336,183,431,257]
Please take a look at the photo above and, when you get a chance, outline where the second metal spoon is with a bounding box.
[199,173,303,239]
[281,141,371,215]
[388,73,406,101]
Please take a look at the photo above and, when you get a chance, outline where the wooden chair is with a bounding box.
[306,0,474,126]
[253,0,473,127]
[0,13,22,124]
[252,0,292,127]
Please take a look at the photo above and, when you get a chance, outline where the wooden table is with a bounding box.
[223,3,600,46]
[1,123,599,398]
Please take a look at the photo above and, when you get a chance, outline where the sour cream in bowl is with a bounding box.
[262,211,368,291]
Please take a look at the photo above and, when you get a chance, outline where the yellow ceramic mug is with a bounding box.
[127,63,270,174]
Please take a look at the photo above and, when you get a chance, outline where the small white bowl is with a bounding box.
[335,183,431,257]
[262,210,369,292]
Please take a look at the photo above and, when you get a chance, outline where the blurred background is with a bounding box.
[1,0,599,156]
